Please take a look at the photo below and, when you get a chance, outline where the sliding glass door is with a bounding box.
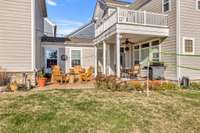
[133,40,160,67]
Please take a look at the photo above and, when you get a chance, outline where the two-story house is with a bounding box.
[1,0,200,85]
[91,0,200,81]
[0,0,47,85]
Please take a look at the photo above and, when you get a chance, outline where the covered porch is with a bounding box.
[94,8,169,79]
[95,33,167,79]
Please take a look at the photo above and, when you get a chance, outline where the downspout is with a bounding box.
[176,0,181,82]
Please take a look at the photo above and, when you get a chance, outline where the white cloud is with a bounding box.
[47,0,57,6]
[55,19,85,35]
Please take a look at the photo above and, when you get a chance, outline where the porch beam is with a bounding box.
[116,33,121,78]
[94,45,98,77]
[103,41,107,75]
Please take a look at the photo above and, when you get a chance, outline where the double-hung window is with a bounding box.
[197,0,200,10]
[151,40,160,62]
[183,38,195,55]
[141,43,150,66]
[134,46,140,64]
[162,0,171,12]
[71,49,81,67]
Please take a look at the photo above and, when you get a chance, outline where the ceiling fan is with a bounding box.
[122,38,135,51]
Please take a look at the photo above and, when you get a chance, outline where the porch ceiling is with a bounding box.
[105,33,163,44]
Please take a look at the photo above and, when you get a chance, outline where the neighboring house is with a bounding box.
[90,0,200,81]
[0,0,47,85]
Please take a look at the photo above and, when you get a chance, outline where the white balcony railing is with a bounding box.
[95,8,168,37]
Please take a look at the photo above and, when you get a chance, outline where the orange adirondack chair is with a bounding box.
[51,65,63,83]
[79,67,94,82]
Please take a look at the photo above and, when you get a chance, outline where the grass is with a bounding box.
[0,89,200,133]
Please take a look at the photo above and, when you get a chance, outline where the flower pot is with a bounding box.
[38,78,46,87]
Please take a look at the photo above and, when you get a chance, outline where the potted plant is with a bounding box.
[9,81,18,92]
[38,71,46,87]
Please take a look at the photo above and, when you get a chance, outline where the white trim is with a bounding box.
[162,0,171,13]
[41,45,94,49]
[182,37,195,55]
[44,18,56,26]
[116,33,121,77]
[103,41,107,75]
[94,46,98,76]
[176,0,181,81]
[31,0,36,71]
[196,0,200,11]
[69,47,83,68]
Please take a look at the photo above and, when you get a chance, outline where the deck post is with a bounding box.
[103,41,107,75]
[116,33,121,78]
[94,45,98,77]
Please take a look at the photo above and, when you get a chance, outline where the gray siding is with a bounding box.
[0,0,32,72]
[70,23,95,39]
[82,47,95,68]
[59,48,66,72]
[180,0,200,80]
[135,0,177,80]
[44,18,56,37]
[35,0,45,70]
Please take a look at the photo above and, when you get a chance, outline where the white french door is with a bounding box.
[44,48,58,73]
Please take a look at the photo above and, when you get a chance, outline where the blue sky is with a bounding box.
[46,0,133,35]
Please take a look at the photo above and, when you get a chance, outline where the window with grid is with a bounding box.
[184,39,194,54]
[197,0,200,10]
[163,0,170,12]
[151,40,160,62]
[71,50,81,67]
[134,46,140,64]
[141,43,150,66]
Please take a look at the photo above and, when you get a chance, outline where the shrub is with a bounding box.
[130,81,144,91]
[95,75,133,92]
[149,80,162,90]
[190,82,200,90]
[159,82,180,90]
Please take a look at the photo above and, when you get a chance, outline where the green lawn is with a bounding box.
[0,89,200,133]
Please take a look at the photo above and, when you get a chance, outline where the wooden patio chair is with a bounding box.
[51,65,63,83]
[79,67,94,82]
[128,64,141,78]
[73,66,85,75]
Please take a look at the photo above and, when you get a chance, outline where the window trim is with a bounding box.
[196,0,200,11]
[162,0,171,13]
[183,37,195,55]
[70,48,83,68]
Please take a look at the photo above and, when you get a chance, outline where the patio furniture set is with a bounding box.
[51,65,94,84]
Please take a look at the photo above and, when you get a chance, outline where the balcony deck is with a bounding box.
[95,8,169,43]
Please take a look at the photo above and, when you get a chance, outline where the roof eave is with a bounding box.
[39,0,47,17]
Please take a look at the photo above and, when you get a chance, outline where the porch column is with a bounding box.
[94,45,98,77]
[103,41,107,75]
[116,33,121,78]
